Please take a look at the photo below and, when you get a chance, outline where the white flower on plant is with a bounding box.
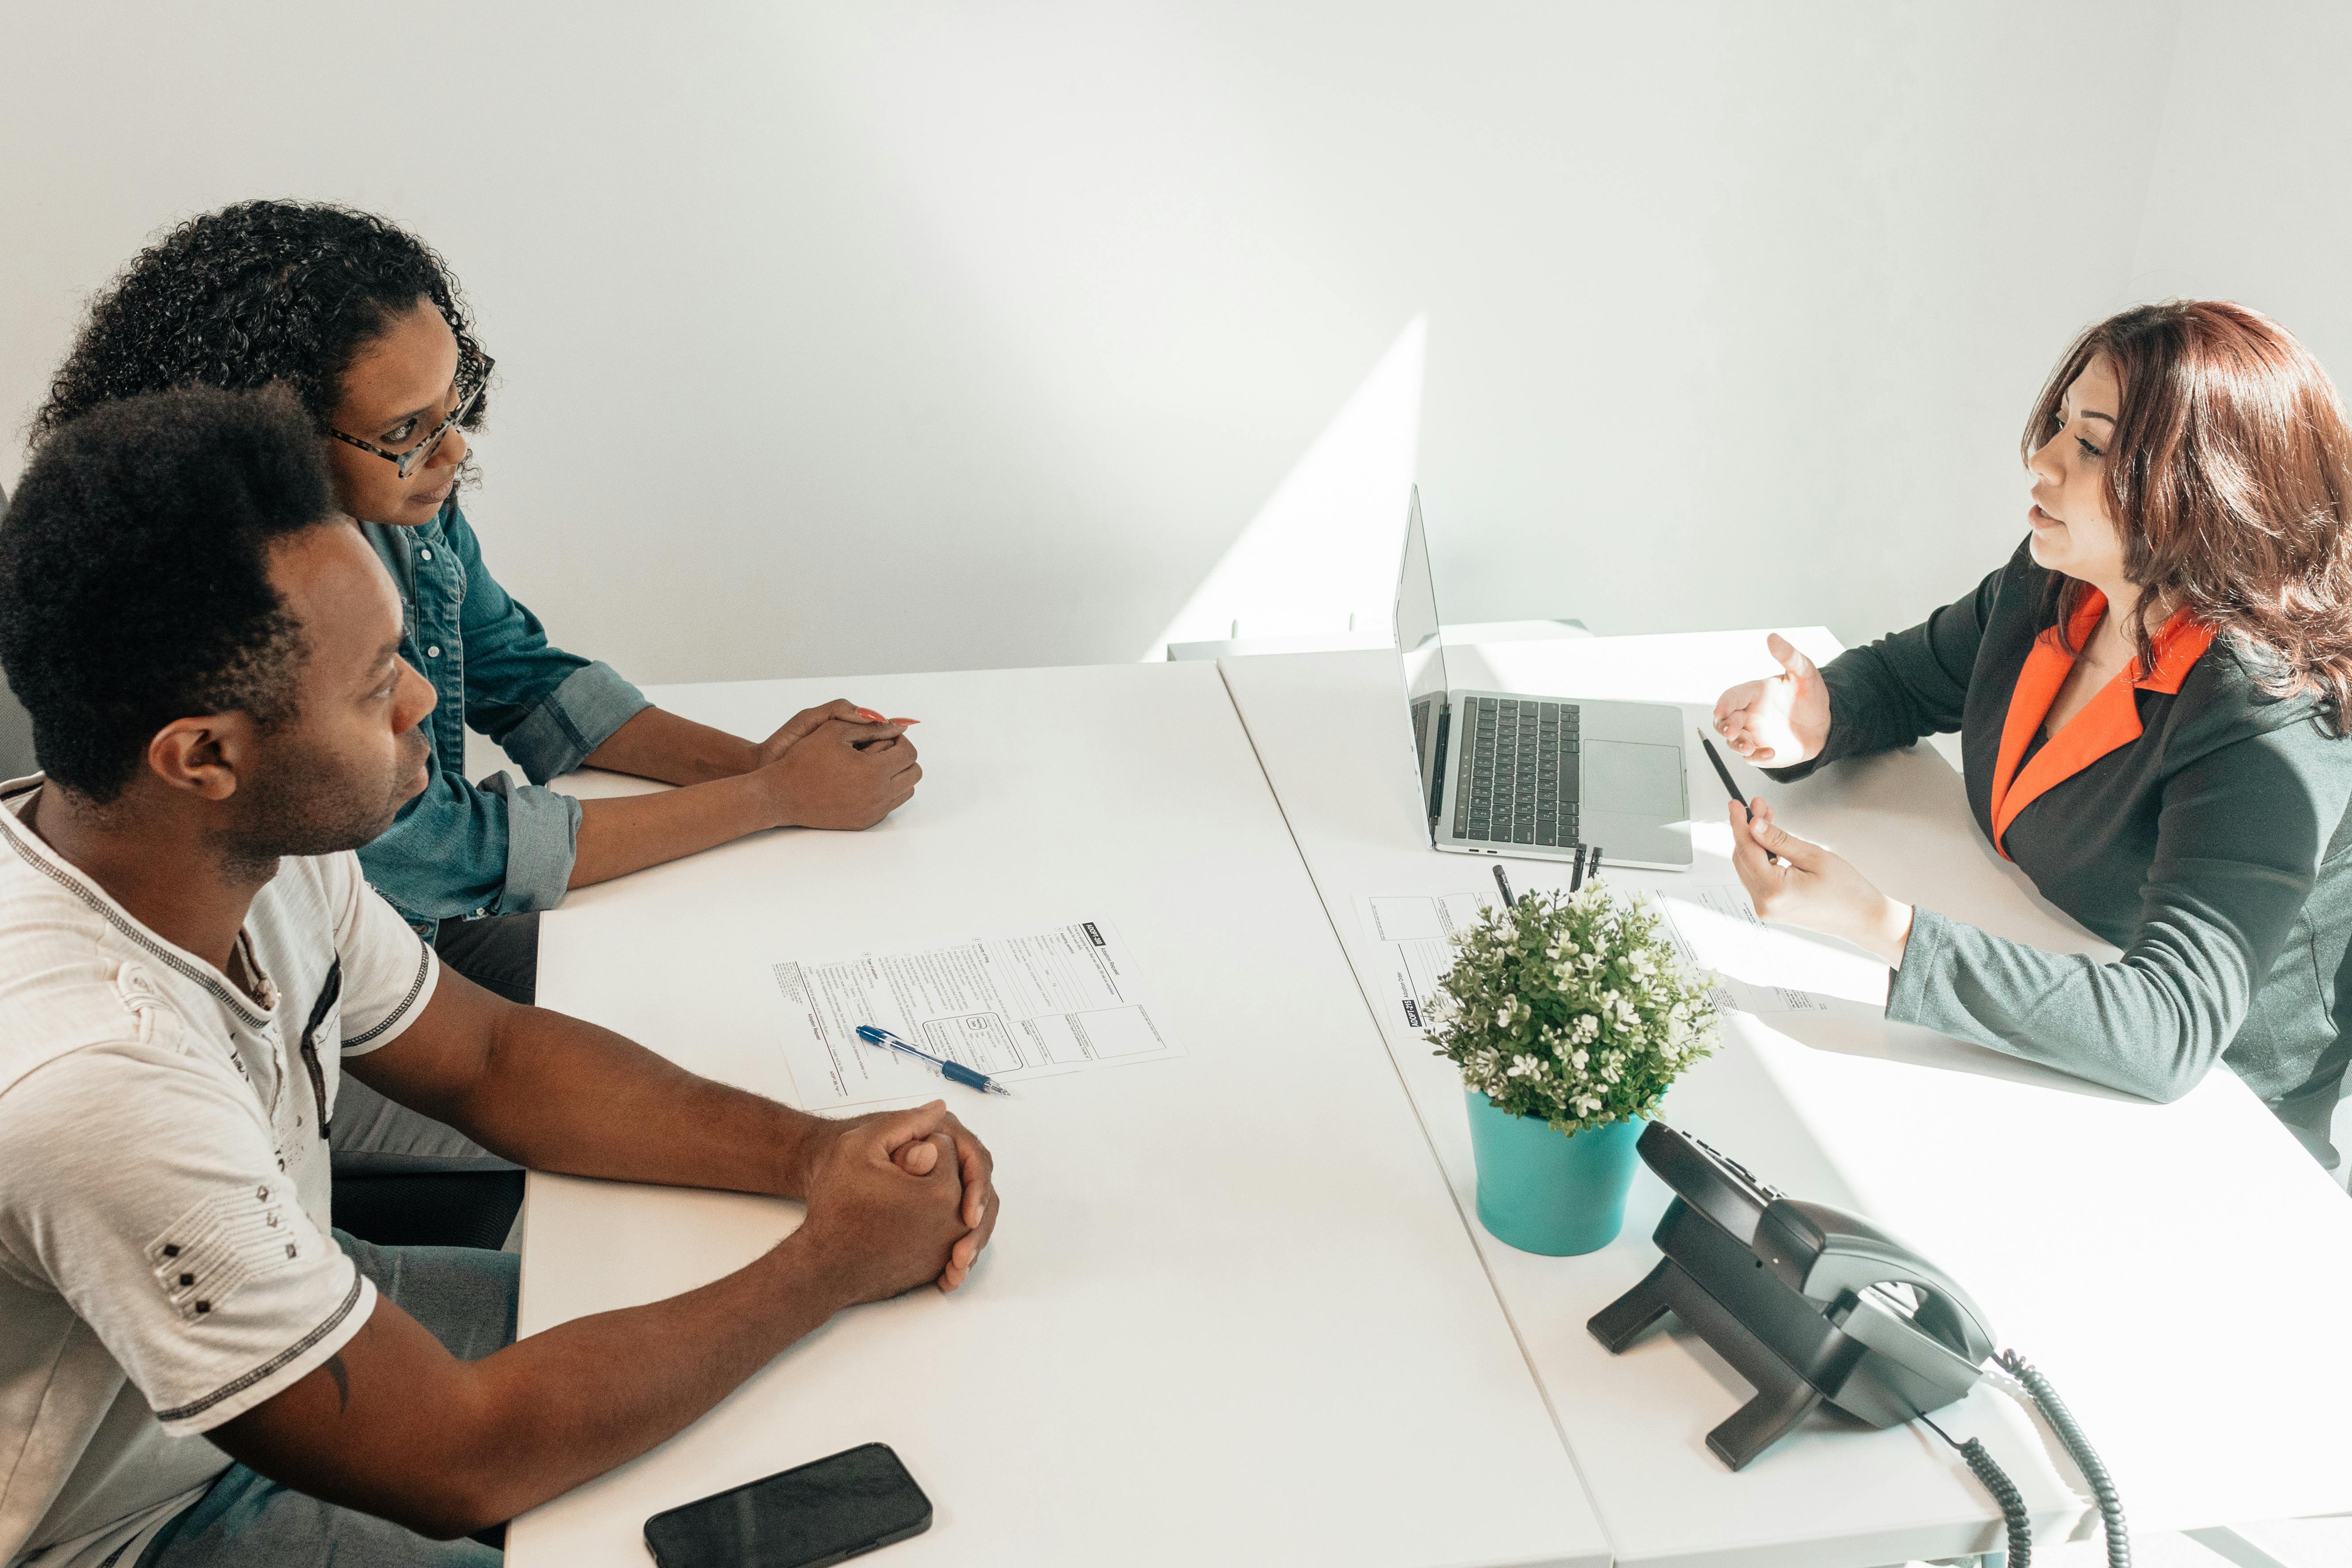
[1430,882,1718,1132]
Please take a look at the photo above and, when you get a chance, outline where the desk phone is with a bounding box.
[1590,1122,2128,1568]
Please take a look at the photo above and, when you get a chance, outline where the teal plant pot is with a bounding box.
[1464,1091,1644,1256]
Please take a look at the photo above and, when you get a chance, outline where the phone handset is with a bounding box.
[1753,1197,1998,1365]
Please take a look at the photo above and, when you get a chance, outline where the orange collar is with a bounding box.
[1986,589,2214,859]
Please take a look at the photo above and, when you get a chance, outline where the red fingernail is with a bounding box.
[890,718,919,726]
[856,708,884,721]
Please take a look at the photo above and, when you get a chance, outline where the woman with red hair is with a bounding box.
[1714,301,2352,1162]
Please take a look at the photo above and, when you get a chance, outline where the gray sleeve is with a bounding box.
[1885,720,2347,1101]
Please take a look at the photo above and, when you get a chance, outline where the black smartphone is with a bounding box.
[642,1443,933,1568]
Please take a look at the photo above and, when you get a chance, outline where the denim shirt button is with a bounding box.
[427,646,442,659]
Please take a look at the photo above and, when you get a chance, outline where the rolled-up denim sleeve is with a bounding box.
[499,661,650,785]
[478,773,583,913]
[358,769,585,923]
[444,506,651,785]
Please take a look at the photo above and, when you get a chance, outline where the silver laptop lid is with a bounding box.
[1394,488,1449,829]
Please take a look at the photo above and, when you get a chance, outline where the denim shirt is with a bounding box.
[359,500,650,938]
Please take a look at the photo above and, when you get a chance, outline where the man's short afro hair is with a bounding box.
[0,385,338,802]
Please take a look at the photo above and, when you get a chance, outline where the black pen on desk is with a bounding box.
[1698,728,1781,866]
[1493,863,1516,908]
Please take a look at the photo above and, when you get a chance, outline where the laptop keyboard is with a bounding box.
[1453,697,1580,846]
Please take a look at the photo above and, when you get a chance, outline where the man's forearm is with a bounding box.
[583,706,758,786]
[462,1236,847,1529]
[225,1233,850,1538]
[376,988,822,1197]
[568,773,778,889]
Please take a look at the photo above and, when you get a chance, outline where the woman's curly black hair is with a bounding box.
[33,198,490,444]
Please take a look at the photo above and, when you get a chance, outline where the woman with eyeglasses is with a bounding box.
[1711,301,2352,1165]
[31,200,923,1179]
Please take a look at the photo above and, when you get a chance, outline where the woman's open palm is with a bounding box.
[1712,633,1831,765]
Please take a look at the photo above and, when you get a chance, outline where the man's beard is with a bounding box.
[208,731,419,883]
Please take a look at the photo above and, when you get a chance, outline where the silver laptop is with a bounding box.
[1396,490,1692,870]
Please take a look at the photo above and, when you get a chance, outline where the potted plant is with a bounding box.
[1424,881,1721,1256]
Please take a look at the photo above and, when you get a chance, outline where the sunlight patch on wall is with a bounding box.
[1144,317,1426,660]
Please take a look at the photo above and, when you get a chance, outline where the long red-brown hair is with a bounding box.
[2024,300,2352,728]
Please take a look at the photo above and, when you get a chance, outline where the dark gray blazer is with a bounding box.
[1769,538,2352,1159]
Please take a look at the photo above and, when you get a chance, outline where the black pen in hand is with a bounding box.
[1698,728,1783,867]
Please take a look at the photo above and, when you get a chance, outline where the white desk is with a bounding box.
[505,662,1608,1568]
[1219,634,2352,1568]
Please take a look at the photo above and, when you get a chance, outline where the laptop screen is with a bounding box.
[1394,488,1450,828]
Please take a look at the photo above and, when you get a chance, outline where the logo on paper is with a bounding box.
[1082,922,1106,947]
[1401,999,1423,1028]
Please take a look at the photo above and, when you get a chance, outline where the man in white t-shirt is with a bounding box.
[0,389,1000,1567]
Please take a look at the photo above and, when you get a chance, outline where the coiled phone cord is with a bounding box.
[1920,1413,2032,1566]
[1998,1350,2129,1568]
[1919,1353,2130,1568]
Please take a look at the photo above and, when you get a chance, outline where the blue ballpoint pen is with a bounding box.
[855,1025,1016,1097]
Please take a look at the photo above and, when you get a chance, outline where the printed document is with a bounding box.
[1646,883,1831,1015]
[770,917,1181,1109]
[1352,891,1496,1037]
[1351,883,1827,1041]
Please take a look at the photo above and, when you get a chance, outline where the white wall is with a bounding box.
[0,0,2280,688]
[2129,0,2352,378]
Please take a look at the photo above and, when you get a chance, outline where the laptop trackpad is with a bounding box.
[1583,739,1682,817]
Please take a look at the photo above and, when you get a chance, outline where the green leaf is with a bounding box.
[1422,883,1720,1136]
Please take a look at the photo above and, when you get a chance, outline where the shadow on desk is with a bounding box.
[1765,999,2148,1104]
